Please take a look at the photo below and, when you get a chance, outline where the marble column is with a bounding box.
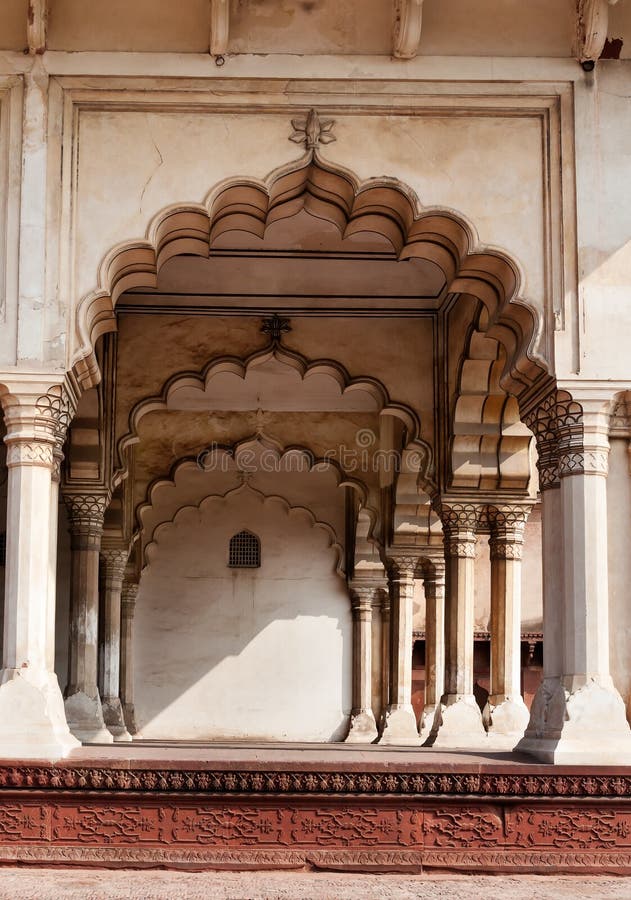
[520,391,631,763]
[379,585,391,725]
[434,503,486,745]
[379,555,420,745]
[345,579,382,743]
[0,383,79,757]
[99,546,132,742]
[485,505,531,740]
[63,491,113,743]
[120,579,139,734]
[517,394,567,757]
[419,558,445,741]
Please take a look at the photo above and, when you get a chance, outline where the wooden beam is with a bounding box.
[393,0,423,60]
[27,0,48,55]
[210,0,229,57]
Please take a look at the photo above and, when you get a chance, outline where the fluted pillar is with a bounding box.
[345,579,382,743]
[99,546,132,741]
[419,558,445,741]
[63,491,113,743]
[434,502,485,745]
[485,505,531,740]
[379,555,420,745]
[120,579,139,734]
[0,382,79,757]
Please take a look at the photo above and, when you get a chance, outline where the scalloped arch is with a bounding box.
[72,150,549,399]
[451,320,534,492]
[115,345,424,482]
[145,483,345,578]
[135,439,381,561]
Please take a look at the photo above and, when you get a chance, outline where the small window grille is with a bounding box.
[228,530,261,568]
[0,532,5,567]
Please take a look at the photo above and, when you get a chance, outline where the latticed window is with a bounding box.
[228,530,261,568]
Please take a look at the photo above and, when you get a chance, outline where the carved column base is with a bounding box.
[484,695,530,741]
[0,669,80,758]
[418,703,441,743]
[345,709,378,744]
[102,697,132,742]
[122,703,138,736]
[64,690,114,744]
[378,704,421,745]
[517,678,631,764]
[432,695,487,748]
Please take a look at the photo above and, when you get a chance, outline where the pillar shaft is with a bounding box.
[120,580,139,734]
[423,561,445,708]
[519,392,631,763]
[0,383,79,757]
[64,491,113,743]
[378,555,420,745]
[419,559,445,741]
[345,580,381,743]
[433,502,485,745]
[486,506,530,739]
[99,546,132,741]
[380,591,390,715]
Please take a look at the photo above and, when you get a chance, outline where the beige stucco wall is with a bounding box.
[134,487,352,741]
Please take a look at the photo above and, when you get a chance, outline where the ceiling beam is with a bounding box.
[393,0,423,60]
[210,0,230,57]
[27,0,48,55]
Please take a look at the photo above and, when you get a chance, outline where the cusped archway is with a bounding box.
[73,150,550,405]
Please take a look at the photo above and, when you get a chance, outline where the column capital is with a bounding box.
[386,553,421,580]
[63,490,109,546]
[100,545,131,585]
[349,578,387,615]
[121,580,139,616]
[435,501,482,557]
[1,380,78,473]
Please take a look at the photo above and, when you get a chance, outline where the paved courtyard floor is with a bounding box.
[0,869,629,899]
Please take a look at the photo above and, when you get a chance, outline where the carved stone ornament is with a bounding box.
[5,440,54,468]
[100,548,131,586]
[577,0,619,63]
[121,582,139,615]
[393,0,424,59]
[209,0,229,56]
[289,109,336,151]
[261,314,292,345]
[64,493,108,536]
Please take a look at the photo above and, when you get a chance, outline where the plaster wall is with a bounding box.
[134,487,351,741]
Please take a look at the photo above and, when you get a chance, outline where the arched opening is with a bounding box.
[56,150,553,748]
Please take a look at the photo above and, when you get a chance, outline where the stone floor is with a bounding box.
[0,869,629,899]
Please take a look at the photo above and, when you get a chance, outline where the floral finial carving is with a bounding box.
[261,314,292,345]
[289,109,336,150]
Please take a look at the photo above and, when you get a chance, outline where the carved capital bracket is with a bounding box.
[487,504,530,560]
[27,0,48,55]
[350,577,388,616]
[100,546,132,589]
[1,380,79,472]
[576,0,620,65]
[209,0,229,57]
[121,581,140,616]
[393,0,424,59]
[63,491,109,545]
